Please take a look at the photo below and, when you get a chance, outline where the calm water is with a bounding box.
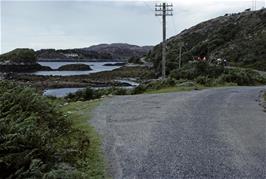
[43,88,84,97]
[32,62,122,76]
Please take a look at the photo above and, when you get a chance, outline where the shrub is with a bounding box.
[131,85,147,94]
[144,78,177,90]
[66,88,102,101]
[222,68,266,85]
[111,87,129,95]
[0,81,90,178]
[170,62,225,80]
[65,87,131,102]
[195,76,213,86]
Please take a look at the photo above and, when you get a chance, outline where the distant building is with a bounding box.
[64,53,79,58]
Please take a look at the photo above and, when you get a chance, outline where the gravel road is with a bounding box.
[91,86,266,179]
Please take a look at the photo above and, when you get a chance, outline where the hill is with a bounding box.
[83,43,153,59]
[0,48,51,72]
[37,43,153,61]
[148,8,266,74]
[0,48,36,64]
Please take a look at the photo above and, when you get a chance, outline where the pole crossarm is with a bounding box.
[155,3,173,16]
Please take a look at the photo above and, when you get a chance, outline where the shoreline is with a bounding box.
[38,58,126,62]
[2,66,154,90]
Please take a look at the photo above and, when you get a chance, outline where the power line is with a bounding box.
[143,1,162,24]
[155,2,173,79]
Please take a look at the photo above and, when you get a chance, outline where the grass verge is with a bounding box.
[61,100,105,178]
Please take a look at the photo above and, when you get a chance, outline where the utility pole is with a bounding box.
[155,2,173,79]
[252,0,257,10]
[175,42,184,69]
[178,43,183,69]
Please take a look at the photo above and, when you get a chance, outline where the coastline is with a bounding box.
[38,58,127,62]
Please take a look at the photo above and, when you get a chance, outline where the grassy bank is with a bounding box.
[61,100,105,178]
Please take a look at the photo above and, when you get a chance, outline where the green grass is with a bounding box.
[61,100,105,178]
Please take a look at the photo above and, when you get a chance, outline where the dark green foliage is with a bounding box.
[169,61,266,86]
[170,62,225,80]
[0,48,36,63]
[221,68,266,85]
[128,56,144,64]
[144,78,177,90]
[65,87,130,102]
[66,88,98,101]
[0,81,90,178]
[131,85,147,94]
[195,76,213,86]
[111,87,128,95]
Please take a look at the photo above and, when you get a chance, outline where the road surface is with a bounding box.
[91,86,266,179]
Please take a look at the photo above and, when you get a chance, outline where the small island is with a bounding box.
[57,64,92,71]
[103,62,126,66]
[0,48,52,72]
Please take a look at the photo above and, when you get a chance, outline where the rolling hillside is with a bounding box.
[148,8,266,73]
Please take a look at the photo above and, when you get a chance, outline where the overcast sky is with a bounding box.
[1,0,265,53]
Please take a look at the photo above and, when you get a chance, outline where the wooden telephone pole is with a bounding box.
[252,0,257,10]
[155,3,173,79]
[178,42,184,69]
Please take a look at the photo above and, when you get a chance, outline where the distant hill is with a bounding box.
[0,48,36,64]
[0,49,51,72]
[37,43,153,61]
[148,8,266,73]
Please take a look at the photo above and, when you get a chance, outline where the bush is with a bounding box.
[144,78,177,90]
[0,81,90,178]
[65,87,131,102]
[131,85,147,94]
[66,88,103,101]
[195,76,213,86]
[221,68,266,85]
[170,61,266,86]
[170,62,225,80]
[111,87,129,95]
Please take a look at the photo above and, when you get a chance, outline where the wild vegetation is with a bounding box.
[148,8,266,74]
[170,62,266,86]
[0,81,104,178]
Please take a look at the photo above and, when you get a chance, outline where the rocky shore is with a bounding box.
[3,66,155,90]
